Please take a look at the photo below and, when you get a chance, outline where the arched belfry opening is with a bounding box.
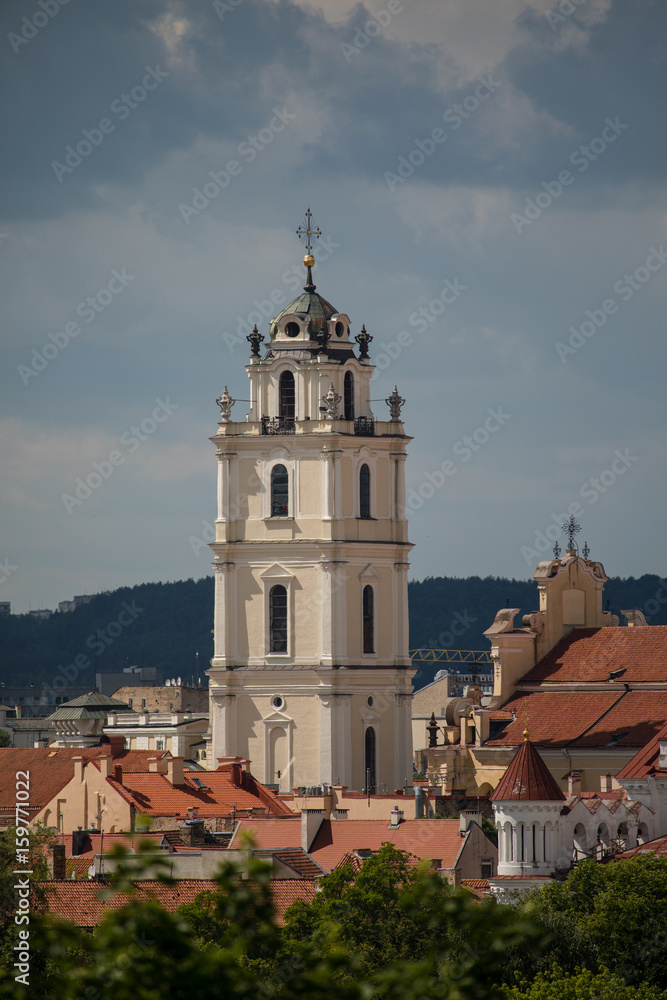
[344,371,354,420]
[279,370,295,421]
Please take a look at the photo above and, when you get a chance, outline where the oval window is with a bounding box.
[272,695,284,709]
[286,322,300,338]
[335,321,344,337]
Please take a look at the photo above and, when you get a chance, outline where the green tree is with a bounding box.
[0,732,11,748]
[0,842,546,1000]
[519,857,667,989]
[503,966,667,1000]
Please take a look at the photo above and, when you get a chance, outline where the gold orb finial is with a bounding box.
[303,253,315,267]
[523,727,530,742]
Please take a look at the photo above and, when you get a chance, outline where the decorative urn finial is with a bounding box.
[246,324,264,357]
[216,386,235,422]
[355,324,372,360]
[320,380,341,420]
[385,385,405,421]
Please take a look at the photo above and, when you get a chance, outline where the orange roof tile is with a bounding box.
[309,819,466,873]
[491,739,564,802]
[487,690,667,748]
[616,835,667,859]
[43,878,315,927]
[230,818,303,850]
[522,626,667,684]
[0,747,169,818]
[109,769,294,821]
[617,722,667,780]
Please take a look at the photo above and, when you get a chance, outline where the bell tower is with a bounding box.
[207,212,415,793]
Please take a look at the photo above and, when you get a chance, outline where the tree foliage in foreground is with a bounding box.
[522,856,667,989]
[0,842,544,1000]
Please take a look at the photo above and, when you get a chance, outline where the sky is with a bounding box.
[1,0,666,614]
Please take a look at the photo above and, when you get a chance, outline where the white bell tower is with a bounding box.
[207,213,415,793]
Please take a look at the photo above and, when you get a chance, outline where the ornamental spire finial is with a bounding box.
[562,514,581,553]
[296,207,322,292]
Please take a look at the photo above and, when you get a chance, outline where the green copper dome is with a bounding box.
[270,288,338,339]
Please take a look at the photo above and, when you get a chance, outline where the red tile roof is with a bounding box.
[108,768,294,821]
[233,818,467,873]
[616,835,667,859]
[487,690,667,748]
[491,739,565,802]
[616,722,667,780]
[461,878,490,897]
[521,626,667,684]
[0,747,170,821]
[309,819,466,873]
[254,848,326,878]
[43,878,315,927]
[230,818,303,850]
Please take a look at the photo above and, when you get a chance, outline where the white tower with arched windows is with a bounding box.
[207,227,414,793]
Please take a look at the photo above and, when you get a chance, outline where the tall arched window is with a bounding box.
[344,371,354,420]
[363,585,374,653]
[279,370,295,420]
[269,585,288,653]
[271,464,289,516]
[364,727,376,794]
[359,463,371,518]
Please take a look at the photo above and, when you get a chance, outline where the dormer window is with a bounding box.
[335,321,344,337]
[286,321,299,338]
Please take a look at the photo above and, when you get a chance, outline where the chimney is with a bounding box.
[301,809,324,852]
[442,868,461,889]
[388,807,404,829]
[113,763,123,783]
[167,757,184,786]
[187,807,198,821]
[108,735,126,758]
[659,742,667,770]
[73,756,85,782]
[567,771,582,797]
[51,844,66,879]
[148,757,167,773]
[459,809,482,835]
[600,774,613,793]
[100,755,114,778]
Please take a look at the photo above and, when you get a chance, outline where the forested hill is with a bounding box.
[2,573,666,693]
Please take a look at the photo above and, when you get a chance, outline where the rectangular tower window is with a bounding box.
[269,585,288,653]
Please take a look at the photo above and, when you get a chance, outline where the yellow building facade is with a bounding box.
[207,238,414,793]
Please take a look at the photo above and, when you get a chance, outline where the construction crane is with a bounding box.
[408,649,492,664]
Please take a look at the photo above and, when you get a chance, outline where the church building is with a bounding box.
[207,214,415,793]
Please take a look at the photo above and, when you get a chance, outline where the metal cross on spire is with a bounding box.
[562,514,581,551]
[296,208,321,252]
